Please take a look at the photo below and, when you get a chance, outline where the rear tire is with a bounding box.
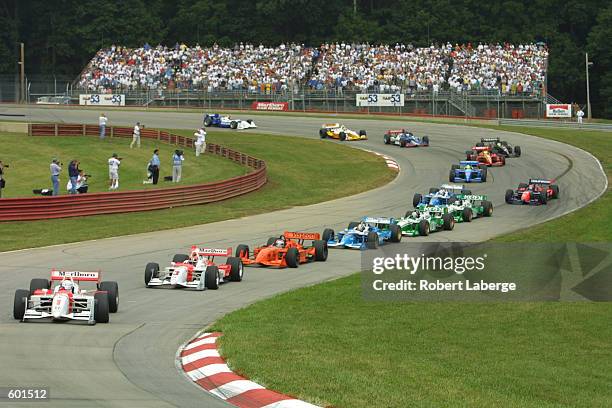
[145,262,159,285]
[205,266,220,289]
[462,207,473,222]
[94,293,110,323]
[418,220,430,236]
[285,247,299,268]
[322,228,334,242]
[518,183,528,190]
[505,189,514,204]
[313,240,328,261]
[99,281,119,313]
[172,254,189,263]
[227,257,243,282]
[235,244,250,258]
[481,167,488,182]
[483,200,493,217]
[348,221,360,230]
[366,231,379,249]
[551,184,559,199]
[429,187,440,194]
[203,116,212,127]
[13,289,29,320]
[539,193,548,205]
[266,236,277,246]
[413,193,422,208]
[443,213,455,230]
[29,278,50,294]
[449,169,455,182]
[389,224,402,243]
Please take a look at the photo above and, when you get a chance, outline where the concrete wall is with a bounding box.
[0,122,27,134]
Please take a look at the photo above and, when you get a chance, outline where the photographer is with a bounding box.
[0,160,7,198]
[172,149,184,183]
[68,159,80,195]
[66,170,90,194]
[50,158,62,196]
[108,153,121,190]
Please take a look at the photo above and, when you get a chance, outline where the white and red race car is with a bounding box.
[145,246,243,290]
[13,270,119,325]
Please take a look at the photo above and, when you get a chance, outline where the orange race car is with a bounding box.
[466,146,506,167]
[235,231,328,268]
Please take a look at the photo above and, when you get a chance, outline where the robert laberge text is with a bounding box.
[373,279,517,293]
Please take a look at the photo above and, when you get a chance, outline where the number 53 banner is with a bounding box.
[79,94,126,106]
[356,93,404,107]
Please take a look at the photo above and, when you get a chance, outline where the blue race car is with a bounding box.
[383,129,430,147]
[412,184,471,208]
[449,161,487,183]
[202,113,257,130]
[323,217,402,250]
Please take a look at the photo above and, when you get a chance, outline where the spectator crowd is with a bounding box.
[79,42,548,96]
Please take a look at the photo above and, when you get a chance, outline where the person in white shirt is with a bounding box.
[172,149,185,182]
[576,109,584,124]
[108,153,121,190]
[194,128,206,157]
[99,113,108,139]
[130,122,141,148]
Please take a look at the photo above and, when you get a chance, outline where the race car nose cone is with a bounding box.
[521,191,531,202]
[52,293,70,319]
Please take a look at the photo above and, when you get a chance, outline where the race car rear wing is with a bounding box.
[459,161,480,166]
[191,246,232,257]
[385,129,409,134]
[321,123,340,128]
[440,184,465,191]
[481,137,501,142]
[456,194,488,201]
[363,217,396,225]
[529,179,552,184]
[283,231,321,241]
[50,269,100,282]
[471,146,492,151]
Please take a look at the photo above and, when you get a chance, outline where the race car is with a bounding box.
[324,217,402,250]
[383,129,430,147]
[505,179,560,205]
[414,186,493,223]
[477,137,521,157]
[236,231,328,268]
[319,123,367,141]
[145,246,243,290]
[13,270,118,325]
[466,146,506,166]
[412,184,472,208]
[203,113,257,130]
[450,161,488,183]
[397,207,455,236]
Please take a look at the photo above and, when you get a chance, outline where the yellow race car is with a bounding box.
[319,123,367,141]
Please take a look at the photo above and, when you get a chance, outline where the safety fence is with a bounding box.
[0,124,267,221]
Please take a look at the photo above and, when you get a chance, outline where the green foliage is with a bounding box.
[1,0,610,116]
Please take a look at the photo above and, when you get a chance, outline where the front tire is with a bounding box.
[366,231,379,249]
[145,262,160,285]
[313,240,328,261]
[319,128,327,139]
[389,224,402,243]
[339,131,347,141]
[418,220,430,236]
[230,121,238,130]
[99,281,119,313]
[462,207,473,222]
[514,146,521,157]
[483,200,493,216]
[442,213,455,230]
[285,247,299,268]
[205,266,220,289]
[505,189,514,204]
[227,257,244,282]
[94,293,110,323]
[13,289,29,320]
[551,184,559,199]
[383,134,390,144]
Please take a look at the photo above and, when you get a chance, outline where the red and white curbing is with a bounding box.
[179,332,320,408]
[370,151,400,171]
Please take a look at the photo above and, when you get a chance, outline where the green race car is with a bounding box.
[416,193,493,223]
[397,207,455,236]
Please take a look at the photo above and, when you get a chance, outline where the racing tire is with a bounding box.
[422,136,429,145]
[462,189,472,195]
[203,116,212,127]
[94,293,110,323]
[539,193,548,205]
[418,220,430,236]
[172,254,189,263]
[481,167,487,182]
[99,281,119,313]
[266,236,277,246]
[500,156,506,166]
[227,257,243,282]
[348,221,360,230]
[551,184,559,199]
[230,121,238,130]
[400,139,407,147]
[339,131,347,141]
[322,228,334,242]
[462,207,473,222]
[383,134,390,144]
[405,209,413,218]
[429,187,440,194]
[505,189,514,204]
[514,146,521,157]
[13,289,29,320]
[449,169,455,183]
[507,146,514,155]
[389,224,402,243]
[518,183,528,190]
[313,240,328,261]
[29,278,50,294]
[451,164,460,171]
[483,200,494,217]
[413,193,422,208]
[359,130,367,136]
[247,119,254,124]
[205,266,220,289]
[443,213,455,230]
[366,231,379,249]
[319,128,327,139]
[235,244,250,259]
[285,247,299,268]
[145,262,159,285]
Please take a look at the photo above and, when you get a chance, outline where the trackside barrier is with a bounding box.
[0,124,267,221]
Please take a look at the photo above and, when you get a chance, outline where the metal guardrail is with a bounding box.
[0,124,267,221]
[499,119,612,131]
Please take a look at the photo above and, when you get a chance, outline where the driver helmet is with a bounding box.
[275,236,286,247]
[190,251,199,262]
[464,164,472,170]
[482,150,490,157]
[61,280,74,292]
[430,197,441,206]
[412,210,419,218]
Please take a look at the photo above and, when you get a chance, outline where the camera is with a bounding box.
[176,150,184,156]
[1,164,8,168]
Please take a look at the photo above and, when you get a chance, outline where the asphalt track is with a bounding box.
[0,106,607,407]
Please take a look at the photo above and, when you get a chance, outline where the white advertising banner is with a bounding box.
[545,104,572,118]
[356,93,404,107]
[79,94,125,106]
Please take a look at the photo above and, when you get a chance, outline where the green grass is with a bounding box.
[212,274,612,408]
[486,126,611,242]
[0,131,394,251]
[0,133,246,198]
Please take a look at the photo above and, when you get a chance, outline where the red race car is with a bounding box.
[236,231,328,268]
[505,179,560,205]
[466,146,506,167]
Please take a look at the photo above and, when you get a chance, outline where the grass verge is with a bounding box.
[0,131,394,251]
